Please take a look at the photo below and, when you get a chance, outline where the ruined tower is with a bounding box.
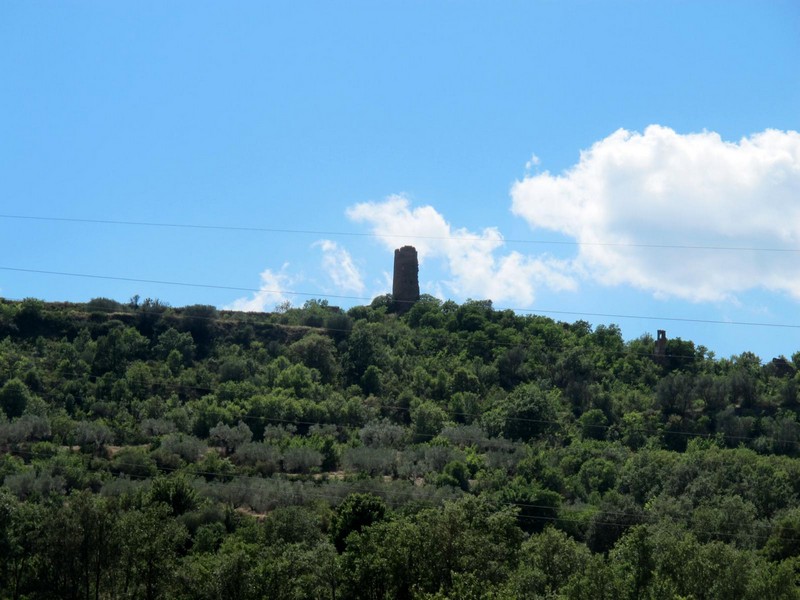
[392,246,420,313]
[654,330,667,365]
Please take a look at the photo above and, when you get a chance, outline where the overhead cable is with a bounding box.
[2,213,799,253]
[3,265,799,329]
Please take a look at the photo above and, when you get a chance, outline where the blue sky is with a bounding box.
[2,1,799,360]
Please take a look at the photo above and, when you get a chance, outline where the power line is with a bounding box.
[2,213,799,253]
[3,265,800,329]
[0,266,365,301]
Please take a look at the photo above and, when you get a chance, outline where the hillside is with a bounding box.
[1,295,800,599]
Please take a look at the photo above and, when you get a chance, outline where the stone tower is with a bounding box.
[654,330,667,365]
[392,246,420,313]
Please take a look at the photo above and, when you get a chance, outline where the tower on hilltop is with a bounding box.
[392,246,420,313]
[654,330,667,365]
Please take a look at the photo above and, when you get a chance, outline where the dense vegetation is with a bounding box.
[1,294,800,599]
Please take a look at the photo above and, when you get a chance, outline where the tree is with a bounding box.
[115,504,188,600]
[92,325,148,374]
[154,328,195,364]
[288,334,339,384]
[343,322,387,385]
[331,493,387,552]
[112,447,158,478]
[497,477,562,534]
[73,420,114,453]
[0,378,30,419]
[209,421,253,455]
[179,305,218,357]
[440,461,470,491]
[411,496,523,596]
[579,408,608,440]
[507,526,591,597]
[497,383,560,442]
[586,492,644,553]
[34,492,116,600]
[149,475,200,516]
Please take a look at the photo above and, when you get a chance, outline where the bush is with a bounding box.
[0,415,51,444]
[5,470,65,500]
[233,442,281,475]
[359,420,407,449]
[282,447,323,474]
[209,421,253,454]
[342,447,397,477]
[73,421,114,452]
[149,475,200,516]
[112,447,158,478]
[160,433,206,463]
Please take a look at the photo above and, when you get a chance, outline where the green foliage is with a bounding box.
[209,421,253,454]
[441,460,470,491]
[155,327,196,364]
[506,526,591,597]
[2,296,800,596]
[411,400,448,442]
[288,333,339,384]
[493,383,561,442]
[149,475,200,516]
[0,378,30,418]
[498,476,561,533]
[112,446,158,478]
[331,492,387,552]
[579,408,609,440]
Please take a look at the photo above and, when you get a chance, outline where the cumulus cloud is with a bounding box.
[511,126,800,302]
[314,239,365,294]
[225,265,297,312]
[347,195,576,304]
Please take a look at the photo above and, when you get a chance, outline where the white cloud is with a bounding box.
[511,126,800,302]
[225,265,297,312]
[346,195,576,305]
[314,239,365,294]
[525,153,541,171]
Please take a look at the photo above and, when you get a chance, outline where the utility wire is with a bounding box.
[0,266,362,301]
[2,213,799,253]
[3,265,800,329]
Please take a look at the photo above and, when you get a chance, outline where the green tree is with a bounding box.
[155,327,196,364]
[116,504,188,600]
[411,401,448,443]
[579,408,609,440]
[0,378,30,419]
[506,526,591,597]
[288,334,339,384]
[92,325,149,374]
[496,383,560,442]
[439,461,470,491]
[331,493,387,552]
[34,492,116,600]
[149,475,200,516]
